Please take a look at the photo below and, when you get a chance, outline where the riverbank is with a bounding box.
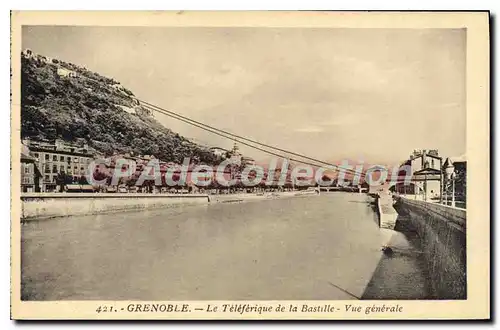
[393,196,466,299]
[20,190,320,220]
[367,193,466,299]
[362,193,435,299]
[376,194,398,230]
[210,189,319,204]
[21,193,210,221]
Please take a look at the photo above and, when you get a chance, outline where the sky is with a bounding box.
[22,26,466,165]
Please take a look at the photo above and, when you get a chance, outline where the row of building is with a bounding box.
[20,139,100,193]
[20,139,256,193]
[20,138,466,205]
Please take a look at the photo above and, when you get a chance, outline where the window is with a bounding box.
[45,165,50,173]
[53,155,58,161]
[24,166,30,174]
[74,157,79,163]
[60,156,65,161]
[33,153,39,159]
[81,167,85,172]
[52,165,57,173]
[80,157,85,163]
[44,175,50,182]
[431,159,435,168]
[45,154,49,160]
[60,165,65,172]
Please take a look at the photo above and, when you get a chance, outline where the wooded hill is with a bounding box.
[20,51,219,164]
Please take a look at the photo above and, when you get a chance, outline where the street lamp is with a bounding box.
[445,163,456,207]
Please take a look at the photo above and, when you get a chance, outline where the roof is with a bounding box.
[413,168,442,175]
[209,147,229,151]
[443,154,467,167]
[20,152,36,163]
[424,153,442,160]
[410,153,442,161]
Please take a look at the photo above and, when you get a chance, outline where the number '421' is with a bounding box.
[96,305,116,313]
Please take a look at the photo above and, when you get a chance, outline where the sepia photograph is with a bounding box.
[10,11,489,320]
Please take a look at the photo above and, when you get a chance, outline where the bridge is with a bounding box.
[318,186,368,193]
[19,67,466,300]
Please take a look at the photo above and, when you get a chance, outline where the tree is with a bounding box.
[126,175,138,188]
[21,53,223,168]
[55,171,72,192]
[455,166,467,200]
[78,175,88,185]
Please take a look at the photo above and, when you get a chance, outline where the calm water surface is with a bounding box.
[21,193,431,300]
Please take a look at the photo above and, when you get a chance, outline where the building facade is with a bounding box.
[442,155,467,208]
[209,147,229,159]
[23,139,98,192]
[20,147,41,193]
[391,149,443,201]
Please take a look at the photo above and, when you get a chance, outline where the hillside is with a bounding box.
[20,50,219,164]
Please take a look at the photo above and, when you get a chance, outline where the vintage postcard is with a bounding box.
[10,11,490,320]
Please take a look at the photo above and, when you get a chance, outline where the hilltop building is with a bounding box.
[56,67,78,78]
[229,143,242,158]
[21,49,35,59]
[209,147,229,158]
[21,49,51,64]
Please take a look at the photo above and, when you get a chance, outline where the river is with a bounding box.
[21,193,433,300]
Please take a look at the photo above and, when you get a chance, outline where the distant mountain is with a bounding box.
[20,50,220,164]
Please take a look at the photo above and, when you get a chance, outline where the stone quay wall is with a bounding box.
[395,196,466,299]
[21,193,210,220]
[376,194,398,230]
[20,190,320,220]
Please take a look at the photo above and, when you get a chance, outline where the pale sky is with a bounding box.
[22,26,466,164]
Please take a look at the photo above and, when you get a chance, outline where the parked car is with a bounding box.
[118,186,128,193]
